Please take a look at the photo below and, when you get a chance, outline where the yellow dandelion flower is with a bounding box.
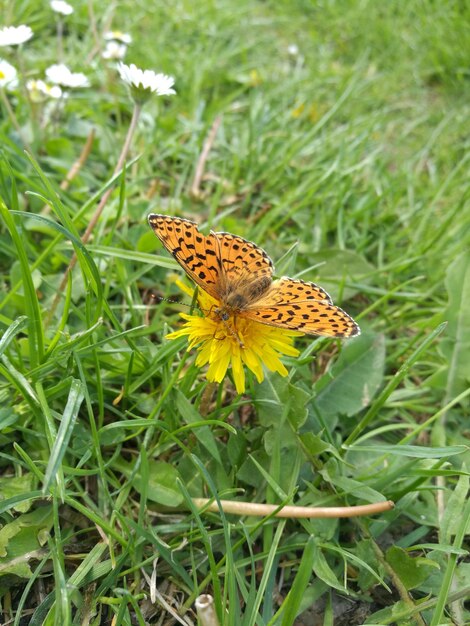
[166,282,300,394]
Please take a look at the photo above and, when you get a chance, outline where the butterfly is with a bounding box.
[148,214,360,338]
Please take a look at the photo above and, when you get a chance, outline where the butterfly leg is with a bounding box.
[212,321,245,349]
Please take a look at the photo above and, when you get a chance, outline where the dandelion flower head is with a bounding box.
[166,282,301,394]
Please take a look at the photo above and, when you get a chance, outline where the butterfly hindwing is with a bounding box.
[257,277,334,305]
[242,300,359,337]
[241,277,359,337]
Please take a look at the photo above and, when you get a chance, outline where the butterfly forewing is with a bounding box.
[148,214,221,298]
[214,232,274,282]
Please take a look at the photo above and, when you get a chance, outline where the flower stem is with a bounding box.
[199,382,218,417]
[56,17,64,62]
[47,103,142,322]
[192,498,394,518]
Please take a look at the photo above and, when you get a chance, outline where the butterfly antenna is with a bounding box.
[150,290,203,312]
[151,293,185,306]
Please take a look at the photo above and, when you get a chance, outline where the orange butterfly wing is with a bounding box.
[212,230,273,282]
[241,277,360,338]
[148,214,221,298]
[148,214,274,299]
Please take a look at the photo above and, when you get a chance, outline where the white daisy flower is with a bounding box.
[50,0,74,15]
[102,41,127,60]
[0,25,34,47]
[27,79,63,102]
[287,44,299,56]
[45,63,90,88]
[0,58,18,89]
[118,62,175,103]
[104,31,132,45]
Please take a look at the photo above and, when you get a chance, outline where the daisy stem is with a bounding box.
[47,102,142,322]
[29,99,39,139]
[50,91,66,135]
[0,87,34,155]
[56,17,64,62]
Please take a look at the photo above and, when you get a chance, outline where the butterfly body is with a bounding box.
[148,214,360,339]
[220,274,271,309]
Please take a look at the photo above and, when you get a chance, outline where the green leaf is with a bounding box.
[175,390,222,464]
[0,507,53,579]
[0,315,28,357]
[311,543,346,592]
[42,379,85,494]
[355,539,385,591]
[345,444,467,458]
[255,377,311,456]
[440,251,470,395]
[132,460,183,507]
[280,536,316,625]
[237,449,270,489]
[410,544,468,557]
[313,332,385,418]
[386,546,439,590]
[11,210,104,318]
[320,462,388,503]
[365,600,414,625]
[440,471,470,543]
[256,376,311,430]
[298,432,338,462]
[344,322,447,447]
[0,408,18,430]
[0,201,45,367]
[0,474,36,513]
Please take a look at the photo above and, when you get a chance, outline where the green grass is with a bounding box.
[1,0,469,624]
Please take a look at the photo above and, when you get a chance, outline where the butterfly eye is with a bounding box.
[217,309,230,321]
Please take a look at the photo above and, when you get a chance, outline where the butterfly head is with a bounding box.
[216,307,231,322]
